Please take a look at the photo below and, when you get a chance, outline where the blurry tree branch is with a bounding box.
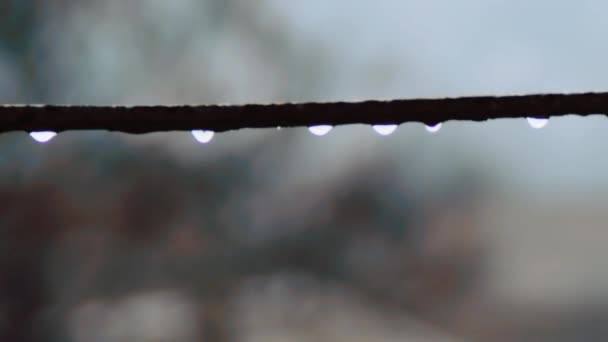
[1,91,607,134]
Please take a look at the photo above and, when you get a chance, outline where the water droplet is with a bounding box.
[277,126,282,130]
[191,130,214,144]
[308,125,333,136]
[425,123,442,133]
[372,124,398,136]
[526,117,549,129]
[29,131,57,143]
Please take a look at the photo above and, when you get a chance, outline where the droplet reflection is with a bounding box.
[425,123,442,133]
[372,124,398,136]
[191,130,215,144]
[526,117,549,129]
[308,125,333,136]
[29,131,57,143]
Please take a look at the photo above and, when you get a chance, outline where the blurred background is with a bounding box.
[2,0,608,341]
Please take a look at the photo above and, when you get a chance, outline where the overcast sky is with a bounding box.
[260,0,608,195]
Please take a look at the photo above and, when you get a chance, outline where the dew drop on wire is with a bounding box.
[191,130,214,144]
[425,123,442,133]
[526,117,549,129]
[29,131,57,143]
[372,124,397,136]
[308,125,333,136]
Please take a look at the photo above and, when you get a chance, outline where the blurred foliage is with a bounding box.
[0,130,487,341]
[0,1,501,342]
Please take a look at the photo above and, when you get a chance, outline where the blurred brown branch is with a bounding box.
[1,91,607,134]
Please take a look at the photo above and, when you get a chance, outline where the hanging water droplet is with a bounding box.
[308,125,333,136]
[277,126,282,131]
[372,124,398,136]
[191,130,214,144]
[425,123,442,133]
[29,131,57,143]
[526,117,549,129]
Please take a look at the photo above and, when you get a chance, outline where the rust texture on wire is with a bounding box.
[1,92,607,134]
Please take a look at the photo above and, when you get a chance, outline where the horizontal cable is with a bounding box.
[2,92,607,134]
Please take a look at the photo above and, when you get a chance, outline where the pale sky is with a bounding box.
[262,0,608,195]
